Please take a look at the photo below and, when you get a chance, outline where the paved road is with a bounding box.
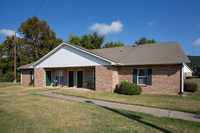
[37,89,200,122]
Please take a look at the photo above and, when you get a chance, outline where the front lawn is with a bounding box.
[0,82,19,88]
[0,85,200,132]
[55,79,200,114]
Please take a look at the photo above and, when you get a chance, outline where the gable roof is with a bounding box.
[17,62,34,70]
[32,43,116,68]
[91,41,190,65]
[18,41,190,69]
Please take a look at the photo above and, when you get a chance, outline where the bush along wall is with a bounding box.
[118,81,142,95]
[184,82,198,92]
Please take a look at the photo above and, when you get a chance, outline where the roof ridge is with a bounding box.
[134,41,178,46]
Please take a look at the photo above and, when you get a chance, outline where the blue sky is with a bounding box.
[0,0,200,55]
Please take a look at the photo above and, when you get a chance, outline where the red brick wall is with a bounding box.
[23,65,181,95]
[95,65,119,92]
[34,68,45,87]
[112,66,119,92]
[21,70,34,85]
[118,64,181,95]
[95,64,181,94]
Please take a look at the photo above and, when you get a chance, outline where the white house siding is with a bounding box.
[35,45,110,68]
[183,63,193,78]
[183,64,192,73]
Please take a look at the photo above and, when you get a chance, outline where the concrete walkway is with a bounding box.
[37,89,200,122]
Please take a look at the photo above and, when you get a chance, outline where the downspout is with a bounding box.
[21,71,22,84]
[180,63,184,95]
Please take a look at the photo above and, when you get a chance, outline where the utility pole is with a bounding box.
[13,28,17,83]
[193,48,194,56]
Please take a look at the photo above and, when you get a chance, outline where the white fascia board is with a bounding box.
[32,43,116,67]
[116,61,190,66]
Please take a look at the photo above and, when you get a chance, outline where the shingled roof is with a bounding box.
[17,62,34,70]
[91,41,190,65]
[18,41,190,69]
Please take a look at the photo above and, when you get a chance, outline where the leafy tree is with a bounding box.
[0,17,62,81]
[135,37,156,45]
[90,32,104,49]
[67,35,81,47]
[103,41,124,48]
[67,32,104,49]
[0,36,31,74]
[18,16,62,60]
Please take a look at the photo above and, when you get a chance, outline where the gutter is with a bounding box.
[181,63,184,94]
[17,67,34,71]
[116,61,190,66]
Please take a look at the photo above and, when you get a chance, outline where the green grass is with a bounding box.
[0,85,200,132]
[55,79,200,114]
[0,82,19,88]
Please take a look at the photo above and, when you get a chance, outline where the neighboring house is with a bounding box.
[183,63,193,78]
[18,41,190,95]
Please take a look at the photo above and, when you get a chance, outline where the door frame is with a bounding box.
[46,70,52,86]
[68,70,74,87]
[76,70,83,88]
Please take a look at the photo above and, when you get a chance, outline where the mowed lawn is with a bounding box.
[0,85,200,132]
[0,82,19,88]
[56,79,200,114]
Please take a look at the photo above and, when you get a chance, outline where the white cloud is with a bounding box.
[89,21,123,35]
[193,38,200,45]
[148,22,154,26]
[0,29,22,38]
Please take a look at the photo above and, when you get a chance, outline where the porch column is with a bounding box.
[34,68,45,87]
[95,65,114,92]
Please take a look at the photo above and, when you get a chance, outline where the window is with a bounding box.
[87,70,94,84]
[30,71,34,81]
[56,70,64,82]
[137,69,148,85]
[183,73,186,79]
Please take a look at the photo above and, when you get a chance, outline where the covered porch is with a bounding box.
[37,66,95,89]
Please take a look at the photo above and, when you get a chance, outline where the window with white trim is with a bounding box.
[87,70,94,84]
[137,69,148,85]
[56,70,64,82]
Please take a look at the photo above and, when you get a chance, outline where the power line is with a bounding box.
[34,0,45,16]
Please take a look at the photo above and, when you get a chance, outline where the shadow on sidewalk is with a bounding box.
[84,100,172,133]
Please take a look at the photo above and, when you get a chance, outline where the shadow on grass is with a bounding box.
[84,100,172,133]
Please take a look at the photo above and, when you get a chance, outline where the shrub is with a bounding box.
[184,82,198,92]
[118,81,142,95]
[186,76,193,79]
[0,72,21,82]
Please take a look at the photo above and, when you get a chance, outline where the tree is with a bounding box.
[67,32,104,49]
[67,35,81,47]
[0,17,62,81]
[103,41,124,48]
[0,36,33,73]
[135,37,156,45]
[90,32,104,49]
[18,16,62,60]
